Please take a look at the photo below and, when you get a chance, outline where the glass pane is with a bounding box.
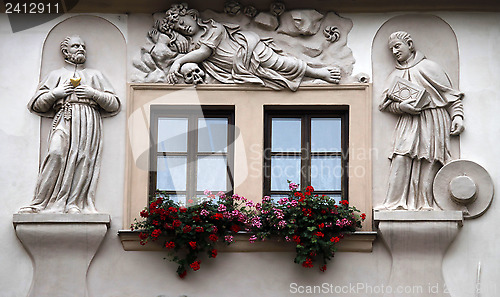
[311,118,341,152]
[271,118,301,152]
[157,118,188,152]
[271,156,301,191]
[167,195,186,205]
[310,156,342,191]
[198,118,228,152]
[157,156,187,191]
[331,194,341,204]
[270,194,289,203]
[197,156,228,192]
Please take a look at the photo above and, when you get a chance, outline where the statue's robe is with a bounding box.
[198,20,307,91]
[26,63,120,213]
[378,51,463,210]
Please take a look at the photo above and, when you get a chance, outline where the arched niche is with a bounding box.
[371,14,460,206]
[38,15,126,163]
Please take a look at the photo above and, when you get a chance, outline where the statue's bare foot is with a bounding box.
[18,207,39,214]
[305,66,341,84]
[66,207,81,214]
[317,67,341,84]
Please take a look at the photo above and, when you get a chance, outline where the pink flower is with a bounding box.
[249,235,257,243]
[225,235,234,243]
[218,204,227,212]
[289,182,299,191]
[204,189,212,195]
[200,209,209,216]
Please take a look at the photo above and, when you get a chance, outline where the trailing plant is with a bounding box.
[132,190,252,278]
[249,181,365,272]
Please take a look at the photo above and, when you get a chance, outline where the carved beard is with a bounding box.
[66,52,86,64]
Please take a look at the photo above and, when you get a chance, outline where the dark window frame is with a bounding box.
[263,106,349,200]
[149,105,235,202]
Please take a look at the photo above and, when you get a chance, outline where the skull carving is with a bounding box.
[180,63,206,84]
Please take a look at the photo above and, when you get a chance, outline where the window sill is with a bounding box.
[117,230,377,253]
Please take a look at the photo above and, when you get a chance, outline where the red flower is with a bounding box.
[165,241,175,249]
[305,191,311,196]
[179,207,187,213]
[195,226,204,233]
[212,213,223,220]
[168,207,178,213]
[298,197,305,203]
[302,258,313,268]
[306,186,314,192]
[309,251,317,257]
[330,236,340,243]
[188,199,194,204]
[179,270,187,278]
[302,208,312,217]
[209,234,218,242]
[152,220,159,226]
[211,249,218,258]
[140,210,149,218]
[318,223,325,229]
[320,265,327,272]
[188,241,197,249]
[193,216,201,222]
[340,200,349,205]
[190,260,201,271]
[173,220,181,227]
[292,235,301,244]
[139,232,148,240]
[151,229,161,239]
[231,225,241,233]
[361,213,366,220]
[314,231,324,238]
[164,223,173,230]
[183,225,192,233]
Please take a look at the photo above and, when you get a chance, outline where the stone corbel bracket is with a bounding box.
[375,211,463,297]
[13,214,111,297]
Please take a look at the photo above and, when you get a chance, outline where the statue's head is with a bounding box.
[60,35,86,64]
[161,3,200,36]
[388,31,415,63]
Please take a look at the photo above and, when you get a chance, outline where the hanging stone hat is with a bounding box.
[433,160,494,219]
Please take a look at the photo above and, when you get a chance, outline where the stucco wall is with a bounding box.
[0,11,499,297]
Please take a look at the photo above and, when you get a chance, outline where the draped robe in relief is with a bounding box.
[26,63,120,213]
[379,51,463,210]
[197,20,307,91]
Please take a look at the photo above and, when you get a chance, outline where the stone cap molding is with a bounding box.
[374,210,463,226]
[118,230,377,253]
[13,213,111,227]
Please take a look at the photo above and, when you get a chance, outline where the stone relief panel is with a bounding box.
[132,3,361,90]
[18,16,125,214]
[372,15,463,211]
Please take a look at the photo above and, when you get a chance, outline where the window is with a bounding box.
[149,106,234,204]
[264,107,348,202]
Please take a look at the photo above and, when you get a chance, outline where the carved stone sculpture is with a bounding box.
[19,35,120,214]
[134,3,341,91]
[376,31,464,211]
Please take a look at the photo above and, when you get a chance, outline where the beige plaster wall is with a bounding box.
[0,10,499,297]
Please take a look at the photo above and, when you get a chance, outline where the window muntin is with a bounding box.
[150,106,234,204]
[264,108,348,202]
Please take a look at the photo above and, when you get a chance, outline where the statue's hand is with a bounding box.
[399,100,421,115]
[51,82,73,99]
[166,61,182,84]
[450,116,465,135]
[174,34,189,53]
[74,84,96,99]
